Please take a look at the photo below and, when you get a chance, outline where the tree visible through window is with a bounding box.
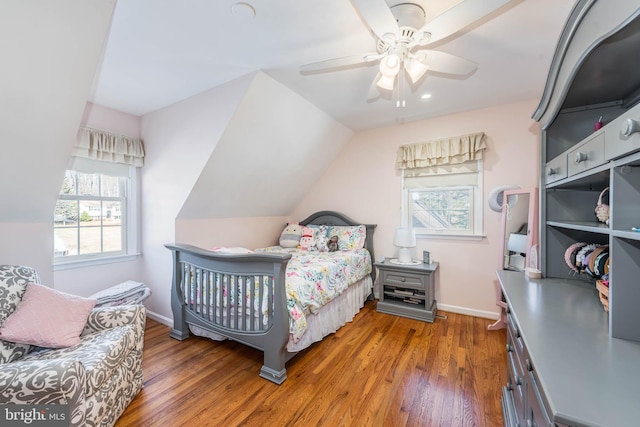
[54,169,126,259]
[402,161,483,237]
[410,187,473,232]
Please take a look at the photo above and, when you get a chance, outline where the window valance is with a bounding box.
[396,131,486,169]
[73,127,145,167]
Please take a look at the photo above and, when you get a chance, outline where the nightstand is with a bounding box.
[374,258,438,322]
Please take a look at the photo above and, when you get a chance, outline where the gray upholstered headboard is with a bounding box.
[299,210,377,282]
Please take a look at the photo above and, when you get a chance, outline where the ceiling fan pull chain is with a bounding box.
[395,73,400,108]
[397,69,406,108]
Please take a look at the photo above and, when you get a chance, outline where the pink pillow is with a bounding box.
[0,282,96,348]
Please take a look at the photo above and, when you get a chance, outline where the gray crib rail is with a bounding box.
[165,243,292,383]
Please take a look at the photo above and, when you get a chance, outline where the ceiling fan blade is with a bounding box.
[420,0,514,46]
[350,0,399,41]
[300,53,380,74]
[414,50,477,75]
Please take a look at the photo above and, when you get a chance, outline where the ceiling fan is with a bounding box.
[300,0,517,107]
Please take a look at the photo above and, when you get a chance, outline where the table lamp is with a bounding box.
[394,227,416,264]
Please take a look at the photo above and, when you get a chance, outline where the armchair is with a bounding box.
[0,265,146,427]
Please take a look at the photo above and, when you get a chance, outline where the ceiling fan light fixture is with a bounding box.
[376,74,396,91]
[405,58,429,84]
[380,54,401,76]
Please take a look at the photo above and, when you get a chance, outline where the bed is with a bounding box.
[165,211,376,384]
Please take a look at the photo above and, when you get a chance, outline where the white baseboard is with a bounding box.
[146,310,172,327]
[146,305,499,328]
[436,303,500,320]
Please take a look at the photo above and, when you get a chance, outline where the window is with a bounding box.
[54,157,138,265]
[403,161,483,237]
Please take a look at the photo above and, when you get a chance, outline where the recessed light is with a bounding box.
[231,2,255,19]
[421,93,432,99]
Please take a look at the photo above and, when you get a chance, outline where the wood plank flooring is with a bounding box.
[116,300,506,427]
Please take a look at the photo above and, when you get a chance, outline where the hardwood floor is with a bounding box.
[116,301,506,427]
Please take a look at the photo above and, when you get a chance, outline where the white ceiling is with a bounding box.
[89,0,576,131]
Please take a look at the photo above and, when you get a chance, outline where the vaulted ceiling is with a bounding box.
[90,0,576,131]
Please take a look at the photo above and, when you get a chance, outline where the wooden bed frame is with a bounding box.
[165,211,376,384]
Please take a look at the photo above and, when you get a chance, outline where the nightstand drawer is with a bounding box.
[381,270,426,290]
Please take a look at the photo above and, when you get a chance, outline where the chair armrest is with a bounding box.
[82,305,147,340]
[0,358,86,424]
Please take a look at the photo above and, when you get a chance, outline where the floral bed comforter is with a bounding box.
[256,246,372,342]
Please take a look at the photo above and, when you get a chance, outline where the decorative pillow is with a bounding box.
[279,223,303,248]
[0,282,96,348]
[326,225,367,251]
[0,265,40,363]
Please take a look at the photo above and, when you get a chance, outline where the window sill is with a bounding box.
[53,253,141,271]
[417,233,486,241]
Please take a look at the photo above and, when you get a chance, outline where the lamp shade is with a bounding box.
[380,54,401,76]
[405,57,429,84]
[377,54,401,90]
[507,233,527,254]
[394,227,416,248]
[376,74,396,90]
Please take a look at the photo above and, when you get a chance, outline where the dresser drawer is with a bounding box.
[568,132,605,176]
[527,365,554,427]
[544,153,567,184]
[381,270,426,290]
[605,103,640,160]
[501,386,519,427]
[506,310,525,356]
[507,328,526,424]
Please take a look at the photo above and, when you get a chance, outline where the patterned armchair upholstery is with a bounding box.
[0,265,146,427]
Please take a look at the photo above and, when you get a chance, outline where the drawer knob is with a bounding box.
[574,151,588,164]
[623,118,640,137]
[526,358,532,372]
[506,343,513,353]
[546,167,556,176]
[515,376,522,386]
[400,277,406,282]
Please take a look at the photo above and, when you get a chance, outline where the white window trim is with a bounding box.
[53,253,141,271]
[401,161,485,240]
[53,162,141,269]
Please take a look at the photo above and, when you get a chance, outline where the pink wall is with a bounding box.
[139,74,254,321]
[80,102,141,138]
[50,97,540,321]
[176,216,288,249]
[292,99,540,319]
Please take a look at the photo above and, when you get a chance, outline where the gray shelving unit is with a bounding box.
[534,1,640,343]
[500,2,640,426]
